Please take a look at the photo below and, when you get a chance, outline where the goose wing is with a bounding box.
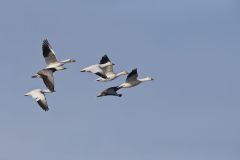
[99,55,113,75]
[31,91,49,111]
[38,69,55,92]
[81,65,107,79]
[102,65,113,75]
[126,68,138,83]
[42,39,58,65]
[99,54,110,64]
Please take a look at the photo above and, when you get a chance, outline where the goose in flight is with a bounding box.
[118,68,154,89]
[95,55,128,82]
[25,89,53,111]
[42,39,76,70]
[97,86,122,97]
[32,68,56,92]
[81,54,114,79]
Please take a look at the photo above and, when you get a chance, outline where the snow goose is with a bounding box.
[32,68,56,92]
[80,54,114,79]
[95,55,128,82]
[97,86,122,97]
[25,89,53,111]
[42,39,76,70]
[118,68,154,89]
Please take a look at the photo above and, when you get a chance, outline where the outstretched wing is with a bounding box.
[37,99,49,111]
[38,69,55,92]
[102,65,113,75]
[126,68,138,83]
[32,91,49,111]
[99,55,114,75]
[81,64,107,79]
[42,39,58,65]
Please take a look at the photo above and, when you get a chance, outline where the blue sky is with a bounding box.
[0,0,240,159]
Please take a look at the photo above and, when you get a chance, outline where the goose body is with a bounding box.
[42,39,76,70]
[81,54,114,79]
[25,89,52,111]
[118,68,154,89]
[97,86,122,97]
[32,68,56,92]
[96,61,128,82]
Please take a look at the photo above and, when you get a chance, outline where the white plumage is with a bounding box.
[32,68,56,92]
[81,54,114,79]
[42,39,76,71]
[25,89,53,111]
[118,68,154,89]
[96,61,128,82]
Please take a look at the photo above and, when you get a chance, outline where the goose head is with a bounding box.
[60,67,67,70]
[139,77,154,82]
[32,74,41,78]
[145,77,154,81]
[96,77,103,82]
[70,59,76,63]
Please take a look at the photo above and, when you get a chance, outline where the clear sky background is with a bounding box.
[0,0,239,159]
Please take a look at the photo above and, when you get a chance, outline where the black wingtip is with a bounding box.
[128,68,138,77]
[42,39,50,45]
[42,39,52,57]
[95,72,107,79]
[43,107,49,111]
[49,89,55,93]
[99,54,111,64]
[132,68,137,72]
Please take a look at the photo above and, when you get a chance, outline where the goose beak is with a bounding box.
[97,94,102,97]
[32,74,40,78]
[71,59,76,62]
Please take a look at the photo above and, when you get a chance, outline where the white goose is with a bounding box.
[42,39,76,70]
[97,86,122,97]
[118,68,154,89]
[95,55,128,82]
[32,68,56,92]
[81,54,114,79]
[25,89,53,111]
